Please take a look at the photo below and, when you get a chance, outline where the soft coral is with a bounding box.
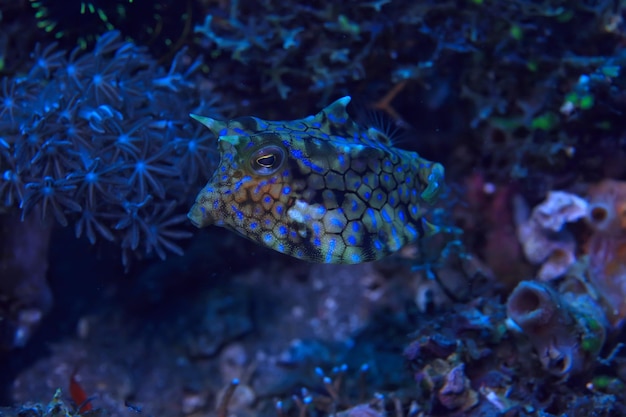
[0,31,223,266]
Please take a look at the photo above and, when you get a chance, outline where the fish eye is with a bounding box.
[250,145,285,175]
[257,154,275,167]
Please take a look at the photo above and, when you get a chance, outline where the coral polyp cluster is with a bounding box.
[0,31,220,265]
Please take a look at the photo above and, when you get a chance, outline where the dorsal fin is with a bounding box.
[366,127,393,146]
[347,98,412,146]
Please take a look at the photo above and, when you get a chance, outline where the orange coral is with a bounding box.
[586,179,626,237]
[585,179,626,327]
[587,235,626,326]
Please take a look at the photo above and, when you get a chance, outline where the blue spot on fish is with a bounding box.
[366,208,378,229]
[231,205,244,221]
[330,218,345,228]
[325,238,336,262]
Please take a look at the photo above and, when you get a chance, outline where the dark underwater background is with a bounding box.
[1,0,626,416]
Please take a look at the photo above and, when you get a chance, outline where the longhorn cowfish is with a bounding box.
[187,96,445,264]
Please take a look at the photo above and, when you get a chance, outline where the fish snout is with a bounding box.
[187,201,215,228]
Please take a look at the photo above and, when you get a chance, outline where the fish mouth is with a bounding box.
[187,202,214,228]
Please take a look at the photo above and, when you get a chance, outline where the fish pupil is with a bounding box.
[249,145,285,175]
[257,154,275,168]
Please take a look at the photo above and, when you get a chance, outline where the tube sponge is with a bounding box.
[585,180,626,326]
[586,179,626,237]
[507,281,606,377]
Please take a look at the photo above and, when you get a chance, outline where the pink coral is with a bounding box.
[457,172,529,287]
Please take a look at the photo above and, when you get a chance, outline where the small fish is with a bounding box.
[69,368,93,413]
[188,96,445,263]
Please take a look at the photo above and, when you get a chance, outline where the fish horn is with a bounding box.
[190,113,228,137]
